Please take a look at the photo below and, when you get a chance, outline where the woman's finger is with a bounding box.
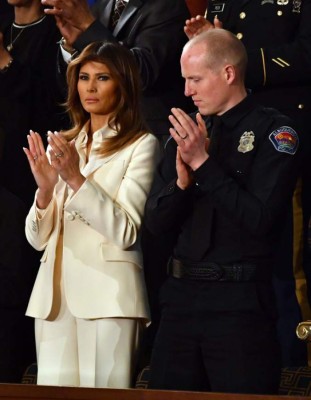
[47,131,67,158]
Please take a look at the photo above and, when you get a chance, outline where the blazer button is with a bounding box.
[236,32,243,40]
[239,12,246,19]
[168,184,174,193]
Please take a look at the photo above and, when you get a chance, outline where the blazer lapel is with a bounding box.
[80,127,120,178]
[113,0,143,35]
[97,0,114,27]
[81,154,115,177]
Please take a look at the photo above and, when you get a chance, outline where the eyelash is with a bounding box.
[78,75,110,81]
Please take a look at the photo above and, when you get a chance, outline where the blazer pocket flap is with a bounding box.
[100,243,143,268]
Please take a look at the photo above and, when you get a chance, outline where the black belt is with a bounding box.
[167,258,270,282]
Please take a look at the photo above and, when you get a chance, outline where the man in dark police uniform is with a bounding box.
[145,29,301,394]
[185,0,311,366]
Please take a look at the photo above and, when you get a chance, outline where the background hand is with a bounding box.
[184,15,222,40]
[55,15,82,46]
[42,0,95,32]
[0,32,12,69]
[0,31,4,50]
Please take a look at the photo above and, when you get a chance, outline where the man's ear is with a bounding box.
[224,64,235,84]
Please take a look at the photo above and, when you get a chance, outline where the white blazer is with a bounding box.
[25,125,160,321]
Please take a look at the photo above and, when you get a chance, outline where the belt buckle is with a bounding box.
[203,262,223,281]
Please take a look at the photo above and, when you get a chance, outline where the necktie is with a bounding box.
[110,0,127,29]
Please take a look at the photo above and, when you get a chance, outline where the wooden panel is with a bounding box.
[0,384,309,400]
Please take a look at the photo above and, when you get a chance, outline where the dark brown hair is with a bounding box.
[63,41,148,156]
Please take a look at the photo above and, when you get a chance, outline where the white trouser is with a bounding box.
[35,230,142,388]
[35,307,141,388]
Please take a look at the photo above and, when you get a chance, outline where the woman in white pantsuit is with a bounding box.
[23,41,159,388]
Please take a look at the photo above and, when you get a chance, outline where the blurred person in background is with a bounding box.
[0,0,68,382]
[41,0,194,142]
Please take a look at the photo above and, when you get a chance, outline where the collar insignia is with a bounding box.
[210,3,225,13]
[292,0,302,13]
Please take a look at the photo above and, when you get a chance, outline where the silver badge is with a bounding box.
[292,0,301,13]
[238,131,255,153]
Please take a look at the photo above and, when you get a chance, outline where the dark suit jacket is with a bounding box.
[73,0,194,135]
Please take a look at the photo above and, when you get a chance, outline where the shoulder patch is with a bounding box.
[269,126,299,155]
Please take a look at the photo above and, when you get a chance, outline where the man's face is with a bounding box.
[181,43,230,116]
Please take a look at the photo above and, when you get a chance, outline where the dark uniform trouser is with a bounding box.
[149,277,281,394]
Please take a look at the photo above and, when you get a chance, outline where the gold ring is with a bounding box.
[180,134,189,140]
[33,155,38,160]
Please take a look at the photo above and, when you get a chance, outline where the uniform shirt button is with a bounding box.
[236,32,243,40]
[277,10,283,16]
[298,104,304,109]
[239,12,246,19]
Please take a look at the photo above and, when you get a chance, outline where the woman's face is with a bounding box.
[77,61,119,119]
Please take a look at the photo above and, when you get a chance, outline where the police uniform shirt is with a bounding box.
[145,95,300,265]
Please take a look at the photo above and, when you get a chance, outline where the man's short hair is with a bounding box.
[185,29,248,81]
